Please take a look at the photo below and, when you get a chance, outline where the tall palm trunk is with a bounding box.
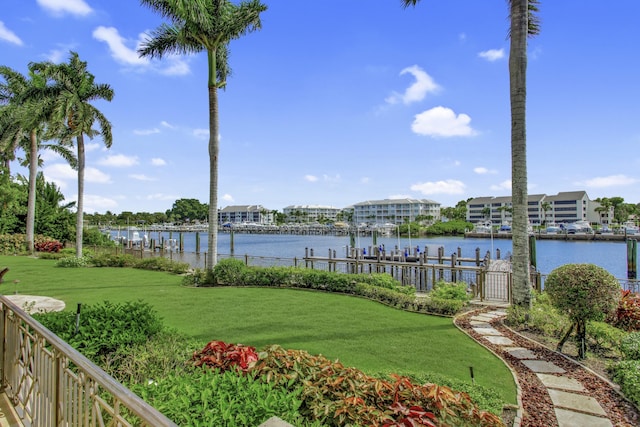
[509,0,531,307]
[75,135,85,258]
[207,52,219,270]
[25,129,38,254]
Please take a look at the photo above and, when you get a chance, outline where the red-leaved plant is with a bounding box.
[615,290,640,331]
[192,340,259,373]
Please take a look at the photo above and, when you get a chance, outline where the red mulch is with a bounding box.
[456,309,640,427]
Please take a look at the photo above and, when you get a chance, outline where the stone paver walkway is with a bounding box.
[469,309,614,427]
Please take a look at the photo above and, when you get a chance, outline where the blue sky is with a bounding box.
[2,0,639,214]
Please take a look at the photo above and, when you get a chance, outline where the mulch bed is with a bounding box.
[455,308,640,427]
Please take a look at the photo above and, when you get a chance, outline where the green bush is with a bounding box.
[82,227,115,246]
[586,321,627,356]
[620,332,640,360]
[212,258,249,285]
[431,281,470,301]
[133,257,190,274]
[33,301,163,362]
[104,330,201,386]
[130,369,308,427]
[609,360,640,407]
[55,256,90,268]
[90,253,137,267]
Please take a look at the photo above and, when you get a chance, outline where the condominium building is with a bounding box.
[466,191,611,226]
[282,205,342,223]
[218,205,273,224]
[352,198,441,226]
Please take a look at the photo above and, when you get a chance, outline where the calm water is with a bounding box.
[112,230,632,278]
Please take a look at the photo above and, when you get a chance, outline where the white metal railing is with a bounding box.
[0,296,178,427]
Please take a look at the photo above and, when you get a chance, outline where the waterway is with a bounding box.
[110,230,632,279]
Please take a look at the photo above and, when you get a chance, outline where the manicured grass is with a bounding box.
[0,255,516,404]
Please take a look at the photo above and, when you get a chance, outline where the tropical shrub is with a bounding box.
[251,344,503,427]
[89,253,137,267]
[0,234,26,254]
[192,340,259,373]
[82,227,115,246]
[586,321,627,356]
[544,263,621,357]
[614,290,640,331]
[34,238,63,253]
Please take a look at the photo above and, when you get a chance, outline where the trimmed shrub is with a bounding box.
[133,257,190,274]
[90,253,137,267]
[544,263,621,357]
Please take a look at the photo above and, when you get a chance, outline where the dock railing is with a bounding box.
[0,296,178,427]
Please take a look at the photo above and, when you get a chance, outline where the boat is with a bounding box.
[546,223,561,234]
[499,222,511,233]
[622,221,639,235]
[565,220,593,234]
[473,220,493,234]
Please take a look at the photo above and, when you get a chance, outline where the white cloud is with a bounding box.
[85,142,102,152]
[98,154,139,168]
[151,158,166,166]
[304,175,318,182]
[360,177,370,184]
[474,167,497,174]
[478,48,505,62]
[490,180,512,191]
[92,26,149,66]
[161,58,190,76]
[143,193,178,201]
[193,129,209,139]
[385,65,440,105]
[411,106,477,137]
[81,195,119,213]
[133,128,160,136]
[85,167,112,183]
[579,174,638,188]
[323,174,341,183]
[129,174,156,181]
[37,0,92,17]
[45,48,66,63]
[222,194,234,202]
[43,163,76,189]
[0,21,23,46]
[161,121,175,129]
[410,179,466,195]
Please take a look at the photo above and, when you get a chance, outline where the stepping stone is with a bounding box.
[548,389,607,417]
[505,347,538,359]
[469,320,492,327]
[483,335,514,346]
[486,310,507,317]
[472,327,502,336]
[470,315,495,322]
[521,360,565,374]
[536,374,585,392]
[554,408,612,427]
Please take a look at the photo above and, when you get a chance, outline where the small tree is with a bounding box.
[545,263,621,358]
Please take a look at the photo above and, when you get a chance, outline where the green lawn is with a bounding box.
[0,255,516,404]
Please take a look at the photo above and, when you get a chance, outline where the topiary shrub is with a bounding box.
[545,263,621,358]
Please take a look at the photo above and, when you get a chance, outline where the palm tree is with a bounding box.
[401,0,540,307]
[34,52,114,258]
[540,201,551,226]
[0,65,76,253]
[139,0,267,270]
